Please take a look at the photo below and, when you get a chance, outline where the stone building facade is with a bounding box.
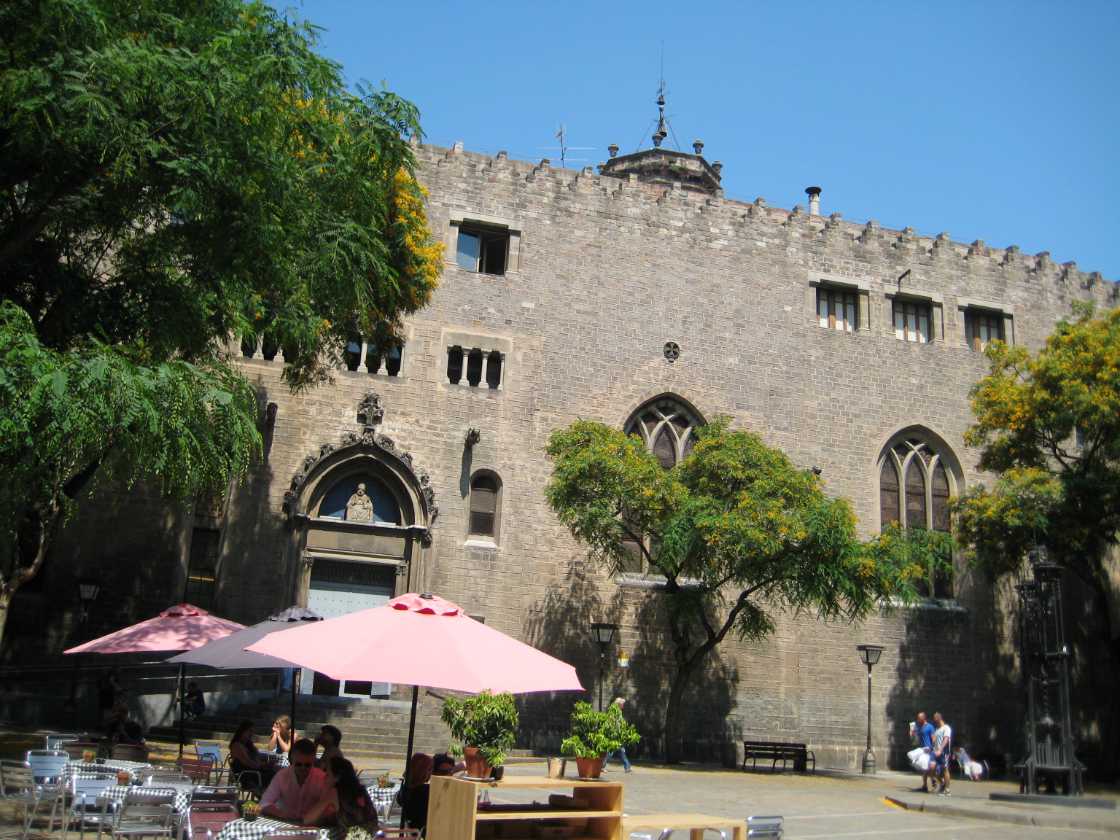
[5,137,1117,769]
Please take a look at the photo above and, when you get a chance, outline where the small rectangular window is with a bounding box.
[893,299,931,343]
[965,309,1005,351]
[456,226,509,275]
[817,287,858,332]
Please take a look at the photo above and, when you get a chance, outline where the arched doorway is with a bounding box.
[282,395,438,697]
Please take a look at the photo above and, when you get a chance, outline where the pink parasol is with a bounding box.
[247,592,583,787]
[64,603,245,654]
[64,602,245,757]
[245,592,582,694]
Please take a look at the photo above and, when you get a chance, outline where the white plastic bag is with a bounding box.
[907,747,931,772]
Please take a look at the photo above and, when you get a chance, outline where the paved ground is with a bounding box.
[498,762,1120,839]
[3,729,1117,839]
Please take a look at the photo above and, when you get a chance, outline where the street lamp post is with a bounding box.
[67,576,101,709]
[856,644,884,775]
[590,622,619,711]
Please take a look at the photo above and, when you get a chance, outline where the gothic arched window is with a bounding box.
[878,436,956,598]
[624,397,703,469]
[620,396,704,573]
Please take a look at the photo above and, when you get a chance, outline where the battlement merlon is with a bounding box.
[411,141,1118,293]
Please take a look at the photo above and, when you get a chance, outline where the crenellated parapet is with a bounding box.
[412,142,1117,306]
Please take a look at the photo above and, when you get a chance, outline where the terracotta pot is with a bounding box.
[574,756,604,779]
[116,771,131,786]
[463,746,492,780]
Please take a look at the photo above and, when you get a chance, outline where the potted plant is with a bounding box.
[560,701,640,779]
[441,690,518,780]
[241,801,260,822]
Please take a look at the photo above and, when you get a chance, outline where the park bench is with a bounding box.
[741,740,815,773]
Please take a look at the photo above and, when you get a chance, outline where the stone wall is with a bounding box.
[8,140,1115,770]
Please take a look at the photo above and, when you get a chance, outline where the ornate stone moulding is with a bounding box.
[282,391,438,539]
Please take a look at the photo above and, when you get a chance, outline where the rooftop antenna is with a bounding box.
[652,44,668,149]
[539,123,594,168]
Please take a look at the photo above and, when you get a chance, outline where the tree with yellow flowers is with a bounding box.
[955,304,1120,656]
[0,0,442,645]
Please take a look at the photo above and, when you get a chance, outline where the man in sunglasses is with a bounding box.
[261,738,327,821]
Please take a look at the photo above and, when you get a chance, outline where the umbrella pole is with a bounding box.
[290,669,299,738]
[177,663,185,759]
[401,685,418,829]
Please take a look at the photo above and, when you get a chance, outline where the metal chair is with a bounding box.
[4,762,64,840]
[63,772,117,840]
[124,788,180,807]
[747,815,784,839]
[176,758,215,785]
[27,748,71,784]
[193,744,225,785]
[182,802,239,840]
[373,830,421,839]
[110,802,175,840]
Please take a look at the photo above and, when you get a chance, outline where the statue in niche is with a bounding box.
[345,483,374,522]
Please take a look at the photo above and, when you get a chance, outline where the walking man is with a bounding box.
[603,698,633,773]
[931,711,953,796]
[912,711,935,792]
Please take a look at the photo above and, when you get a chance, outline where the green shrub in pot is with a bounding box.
[440,690,518,769]
[560,701,640,759]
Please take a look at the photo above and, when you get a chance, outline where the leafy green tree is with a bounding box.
[546,419,933,762]
[955,305,1120,655]
[0,0,442,643]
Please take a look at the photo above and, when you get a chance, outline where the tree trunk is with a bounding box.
[0,590,13,653]
[662,659,701,764]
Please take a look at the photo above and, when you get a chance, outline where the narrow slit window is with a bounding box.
[485,351,502,389]
[447,346,463,384]
[469,473,500,538]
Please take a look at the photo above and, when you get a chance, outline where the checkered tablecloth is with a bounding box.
[68,759,153,776]
[97,783,195,813]
[214,817,333,840]
[366,784,399,819]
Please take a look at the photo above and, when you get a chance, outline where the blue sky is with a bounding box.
[291,0,1120,279]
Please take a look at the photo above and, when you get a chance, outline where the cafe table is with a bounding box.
[96,781,196,814]
[623,812,746,840]
[214,817,333,840]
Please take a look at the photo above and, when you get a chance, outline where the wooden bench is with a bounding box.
[741,740,815,773]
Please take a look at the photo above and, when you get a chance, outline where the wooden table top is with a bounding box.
[624,812,746,838]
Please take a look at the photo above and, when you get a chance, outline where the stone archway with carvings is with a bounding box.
[282,392,438,605]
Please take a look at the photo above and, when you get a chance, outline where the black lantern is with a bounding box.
[590,622,619,711]
[856,644,884,774]
[77,576,101,621]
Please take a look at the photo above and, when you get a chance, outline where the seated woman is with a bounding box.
[304,756,378,834]
[268,715,297,755]
[229,720,277,793]
[397,753,434,834]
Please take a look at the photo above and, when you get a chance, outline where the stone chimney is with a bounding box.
[805,186,822,216]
